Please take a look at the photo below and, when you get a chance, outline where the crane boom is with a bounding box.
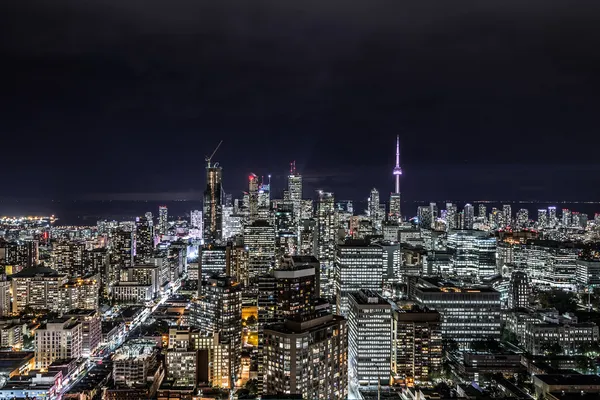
[205,140,223,168]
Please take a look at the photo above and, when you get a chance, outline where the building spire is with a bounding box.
[392,135,402,193]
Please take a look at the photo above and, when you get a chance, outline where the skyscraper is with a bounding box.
[502,204,512,227]
[368,188,382,232]
[203,163,223,243]
[537,209,548,228]
[478,204,487,220]
[135,215,154,262]
[248,173,259,223]
[288,161,303,223]
[508,271,530,309]
[190,210,203,240]
[390,135,402,221]
[348,290,393,387]
[317,191,337,298]
[158,205,168,236]
[463,203,474,229]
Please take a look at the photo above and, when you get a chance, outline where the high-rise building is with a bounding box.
[193,276,242,387]
[203,162,223,244]
[199,245,227,279]
[135,215,154,262]
[502,204,512,227]
[35,317,83,369]
[562,208,572,227]
[389,194,401,224]
[537,209,548,228]
[463,203,475,229]
[429,202,438,230]
[348,290,393,387]
[548,206,558,228]
[447,230,497,278]
[288,161,303,223]
[109,229,135,284]
[334,239,385,315]
[189,209,203,240]
[64,309,102,358]
[368,188,382,233]
[263,313,348,399]
[411,278,501,349]
[392,305,442,383]
[516,208,529,228]
[478,204,487,220]
[158,205,168,236]
[244,220,276,280]
[51,241,85,276]
[11,265,68,314]
[248,173,259,223]
[508,271,530,309]
[445,203,457,231]
[317,191,337,298]
[417,206,432,230]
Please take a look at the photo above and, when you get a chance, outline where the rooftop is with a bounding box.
[535,374,600,386]
[10,265,65,278]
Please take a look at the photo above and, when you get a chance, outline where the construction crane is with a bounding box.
[205,140,223,168]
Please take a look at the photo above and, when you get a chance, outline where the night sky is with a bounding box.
[2,0,600,204]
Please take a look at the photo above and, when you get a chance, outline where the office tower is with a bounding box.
[574,212,588,229]
[463,203,475,229]
[446,203,457,231]
[263,313,348,399]
[51,241,85,276]
[562,209,572,227]
[244,220,276,280]
[348,290,393,387]
[299,219,317,256]
[368,188,382,233]
[135,215,154,262]
[447,230,497,278]
[64,309,102,358]
[317,191,337,298]
[158,205,168,236]
[508,271,530,309]
[516,208,529,228]
[194,276,242,388]
[274,255,319,319]
[537,209,548,228]
[288,161,303,223]
[502,204,512,227]
[417,206,432,230]
[392,306,442,383]
[412,278,501,349]
[389,194,401,224]
[548,206,557,228]
[189,209,203,240]
[203,160,223,243]
[478,204,487,220]
[390,135,403,222]
[274,202,297,258]
[11,266,68,313]
[334,239,385,315]
[226,243,249,286]
[429,202,438,229]
[109,229,135,284]
[248,173,259,223]
[258,177,270,208]
[35,318,83,369]
[199,245,227,279]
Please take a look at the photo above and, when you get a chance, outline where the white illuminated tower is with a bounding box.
[158,205,168,236]
[389,135,402,222]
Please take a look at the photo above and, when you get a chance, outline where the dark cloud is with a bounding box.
[1,0,600,201]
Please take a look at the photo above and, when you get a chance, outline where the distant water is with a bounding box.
[0,199,598,226]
